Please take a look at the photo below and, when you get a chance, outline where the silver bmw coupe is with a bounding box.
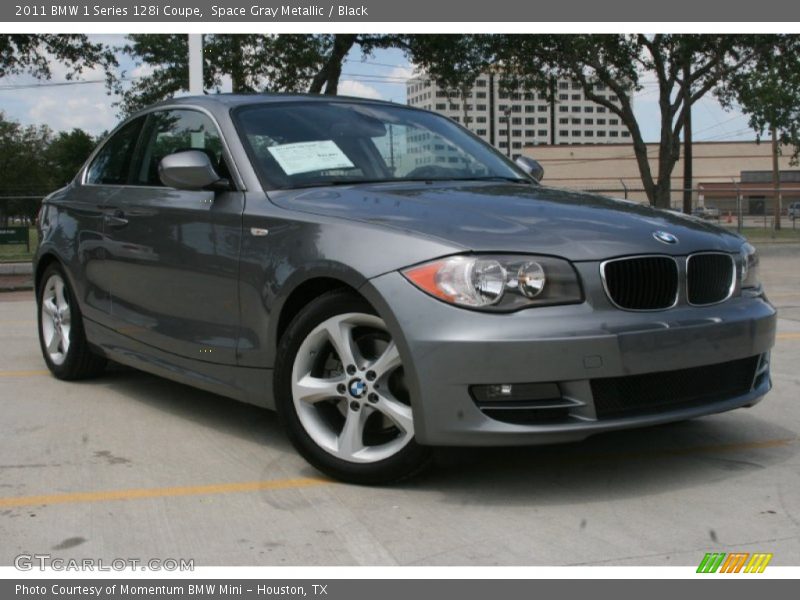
[34,94,776,483]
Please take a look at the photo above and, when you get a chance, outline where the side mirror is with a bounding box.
[158,150,228,191]
[515,156,544,182]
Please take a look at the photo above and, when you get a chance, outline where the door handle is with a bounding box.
[104,211,128,228]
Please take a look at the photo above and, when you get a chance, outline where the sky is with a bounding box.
[0,35,756,144]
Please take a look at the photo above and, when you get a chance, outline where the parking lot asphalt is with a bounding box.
[1,249,799,567]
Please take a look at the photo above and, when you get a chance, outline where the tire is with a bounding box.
[275,290,432,484]
[37,262,107,380]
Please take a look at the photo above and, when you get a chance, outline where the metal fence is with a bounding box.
[0,195,45,228]
[551,185,799,232]
[2,184,798,233]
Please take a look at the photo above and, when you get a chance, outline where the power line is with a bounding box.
[0,76,137,91]
[692,113,749,136]
[696,127,756,142]
[345,58,411,70]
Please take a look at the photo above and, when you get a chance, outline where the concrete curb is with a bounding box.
[0,262,32,275]
[0,263,33,292]
[0,283,33,293]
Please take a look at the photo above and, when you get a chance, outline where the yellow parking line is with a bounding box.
[0,369,49,377]
[777,332,800,340]
[1,439,794,510]
[0,477,331,509]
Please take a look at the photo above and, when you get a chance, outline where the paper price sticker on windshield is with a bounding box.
[268,140,355,175]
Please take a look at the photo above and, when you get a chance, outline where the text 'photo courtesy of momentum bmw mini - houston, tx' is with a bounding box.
[33,94,776,484]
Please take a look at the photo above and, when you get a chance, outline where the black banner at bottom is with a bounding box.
[4,579,796,600]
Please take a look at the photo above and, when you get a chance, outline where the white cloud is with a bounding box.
[337,80,383,100]
[130,63,156,79]
[28,93,117,135]
[2,35,127,135]
[388,65,415,81]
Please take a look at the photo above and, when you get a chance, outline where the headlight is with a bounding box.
[402,255,583,311]
[740,242,760,289]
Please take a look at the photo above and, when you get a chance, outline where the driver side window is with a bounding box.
[85,116,146,185]
[132,109,228,187]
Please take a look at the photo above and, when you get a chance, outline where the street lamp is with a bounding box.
[503,107,511,158]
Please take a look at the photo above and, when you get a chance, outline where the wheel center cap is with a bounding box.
[348,378,367,399]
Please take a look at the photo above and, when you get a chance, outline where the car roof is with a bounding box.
[147,92,404,110]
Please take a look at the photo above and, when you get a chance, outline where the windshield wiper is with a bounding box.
[279,179,398,190]
[445,176,533,184]
[279,176,532,190]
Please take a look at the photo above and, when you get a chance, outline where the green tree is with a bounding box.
[402,35,499,139]
[0,113,53,225]
[45,128,97,188]
[114,34,405,115]
[410,34,768,208]
[0,34,116,80]
[0,115,97,226]
[112,34,276,113]
[717,35,800,230]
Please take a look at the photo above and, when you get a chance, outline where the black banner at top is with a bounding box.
[3,0,800,22]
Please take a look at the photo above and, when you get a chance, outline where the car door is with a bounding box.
[68,115,148,329]
[101,108,243,365]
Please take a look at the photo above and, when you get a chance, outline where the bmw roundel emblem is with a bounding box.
[653,230,679,245]
[348,379,367,398]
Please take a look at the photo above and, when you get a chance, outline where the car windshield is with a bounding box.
[233,101,531,189]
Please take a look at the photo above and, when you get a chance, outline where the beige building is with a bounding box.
[524,140,800,214]
[406,73,631,157]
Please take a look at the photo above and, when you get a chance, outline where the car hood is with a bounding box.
[267,181,745,262]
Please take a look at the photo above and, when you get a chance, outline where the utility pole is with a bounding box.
[388,124,395,175]
[771,126,782,231]
[188,34,203,95]
[504,107,512,158]
[549,75,557,145]
[461,85,470,132]
[489,72,496,146]
[682,57,693,214]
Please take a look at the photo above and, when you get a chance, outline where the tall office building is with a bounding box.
[406,72,632,157]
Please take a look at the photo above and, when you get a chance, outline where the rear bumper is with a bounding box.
[365,270,777,446]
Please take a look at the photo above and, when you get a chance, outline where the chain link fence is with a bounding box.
[554,185,800,232]
[1,182,797,250]
[0,195,43,226]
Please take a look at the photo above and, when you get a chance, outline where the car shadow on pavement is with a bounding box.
[76,363,294,453]
[406,416,798,505]
[73,363,797,503]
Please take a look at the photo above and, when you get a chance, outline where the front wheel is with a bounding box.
[37,263,106,379]
[275,291,432,484]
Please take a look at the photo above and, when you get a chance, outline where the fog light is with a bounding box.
[470,382,562,403]
[489,384,514,398]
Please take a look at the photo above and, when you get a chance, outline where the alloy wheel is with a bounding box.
[40,273,72,366]
[290,312,414,464]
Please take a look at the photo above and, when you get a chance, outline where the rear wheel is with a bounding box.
[275,291,431,484]
[37,263,106,380]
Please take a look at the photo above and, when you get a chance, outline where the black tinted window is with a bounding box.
[86,117,145,185]
[234,102,525,189]
[133,110,225,186]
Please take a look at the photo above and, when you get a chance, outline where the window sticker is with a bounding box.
[267,140,355,175]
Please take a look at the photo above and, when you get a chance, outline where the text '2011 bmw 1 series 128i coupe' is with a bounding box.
[34,94,776,483]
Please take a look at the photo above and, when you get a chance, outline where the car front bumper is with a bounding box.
[364,266,777,446]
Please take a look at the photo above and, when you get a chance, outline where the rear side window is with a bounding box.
[133,109,226,187]
[85,117,145,185]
